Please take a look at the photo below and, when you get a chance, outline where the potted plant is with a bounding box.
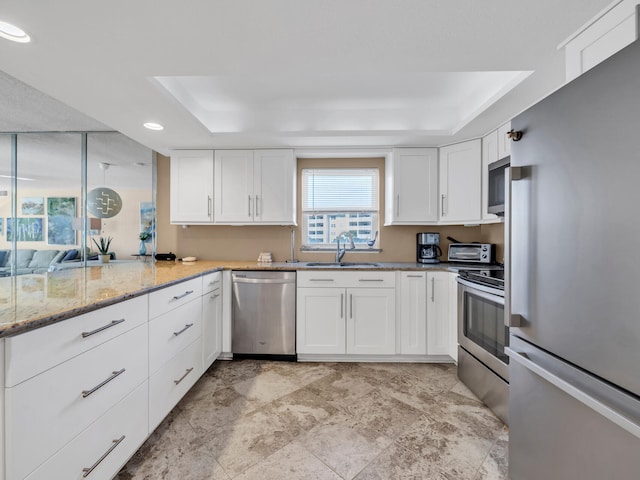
[92,236,113,263]
[139,232,150,255]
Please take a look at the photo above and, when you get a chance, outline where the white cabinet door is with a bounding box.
[564,0,638,81]
[214,150,254,223]
[439,139,481,223]
[347,288,396,355]
[202,285,222,370]
[386,148,438,224]
[253,149,296,224]
[170,150,214,224]
[399,272,427,355]
[482,130,500,222]
[426,272,451,356]
[297,287,346,354]
[496,122,511,159]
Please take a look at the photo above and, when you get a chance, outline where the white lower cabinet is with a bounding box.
[297,271,396,356]
[426,272,452,356]
[399,272,427,355]
[24,382,148,480]
[149,338,203,431]
[5,323,148,480]
[202,271,222,370]
[296,287,345,354]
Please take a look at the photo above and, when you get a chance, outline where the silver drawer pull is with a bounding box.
[310,278,334,282]
[208,280,220,285]
[173,323,194,336]
[358,279,384,282]
[210,293,220,299]
[172,290,194,301]
[81,319,125,338]
[82,368,126,398]
[174,367,194,385]
[82,435,125,477]
[407,274,423,278]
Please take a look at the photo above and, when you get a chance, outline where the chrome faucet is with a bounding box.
[336,231,355,262]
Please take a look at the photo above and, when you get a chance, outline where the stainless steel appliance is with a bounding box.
[457,269,508,424]
[416,232,442,264]
[487,157,509,216]
[506,40,640,478]
[232,271,296,359]
[448,243,495,264]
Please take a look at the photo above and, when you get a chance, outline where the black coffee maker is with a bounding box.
[417,232,442,264]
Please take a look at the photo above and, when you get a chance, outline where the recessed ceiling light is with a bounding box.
[0,21,31,43]
[143,122,164,131]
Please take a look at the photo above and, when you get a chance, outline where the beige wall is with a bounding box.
[156,154,504,263]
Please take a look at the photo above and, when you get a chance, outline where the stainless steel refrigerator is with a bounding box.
[506,39,640,478]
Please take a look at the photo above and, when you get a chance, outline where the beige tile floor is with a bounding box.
[117,360,508,480]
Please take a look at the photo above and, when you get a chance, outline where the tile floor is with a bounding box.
[116,360,508,480]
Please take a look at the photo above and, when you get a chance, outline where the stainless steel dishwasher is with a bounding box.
[232,271,296,359]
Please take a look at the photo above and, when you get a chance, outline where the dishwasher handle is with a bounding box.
[233,277,295,285]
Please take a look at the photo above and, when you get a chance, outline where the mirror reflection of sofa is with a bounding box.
[0,248,118,276]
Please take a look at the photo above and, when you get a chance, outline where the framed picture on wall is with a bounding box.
[21,197,44,215]
[6,218,44,242]
[140,201,155,242]
[47,197,76,245]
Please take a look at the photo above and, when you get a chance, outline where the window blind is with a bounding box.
[302,168,379,213]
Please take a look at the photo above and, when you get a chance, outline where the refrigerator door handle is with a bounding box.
[507,346,640,440]
[504,166,524,327]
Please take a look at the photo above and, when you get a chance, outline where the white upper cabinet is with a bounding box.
[496,122,511,160]
[385,148,438,225]
[438,139,482,224]
[482,130,500,222]
[563,0,639,82]
[215,149,296,225]
[170,150,214,224]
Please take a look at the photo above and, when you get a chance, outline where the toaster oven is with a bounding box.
[448,243,495,264]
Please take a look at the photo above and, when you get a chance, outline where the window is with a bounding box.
[302,168,379,249]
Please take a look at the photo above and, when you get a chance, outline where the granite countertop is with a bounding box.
[0,260,501,338]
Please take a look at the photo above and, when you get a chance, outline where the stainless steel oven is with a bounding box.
[457,270,509,424]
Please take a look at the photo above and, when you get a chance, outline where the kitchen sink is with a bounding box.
[304,262,383,267]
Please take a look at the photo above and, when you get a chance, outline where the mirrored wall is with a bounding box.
[0,132,155,277]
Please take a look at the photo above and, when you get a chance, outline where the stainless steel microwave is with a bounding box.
[488,157,510,216]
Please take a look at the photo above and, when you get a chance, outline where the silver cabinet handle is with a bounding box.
[81,319,125,338]
[396,194,400,217]
[350,293,353,319]
[173,323,194,336]
[210,293,221,299]
[172,290,194,301]
[358,279,384,282]
[310,278,334,282]
[407,274,423,278]
[82,435,125,477]
[340,293,344,318]
[431,277,435,302]
[208,279,220,286]
[255,195,259,217]
[82,368,126,398]
[207,195,212,217]
[248,195,252,217]
[174,367,194,385]
[441,194,446,216]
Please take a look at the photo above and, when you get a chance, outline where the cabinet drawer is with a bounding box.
[297,270,395,288]
[25,381,148,480]
[6,323,148,480]
[149,277,202,319]
[149,297,202,375]
[202,270,222,294]
[5,295,148,387]
[149,338,202,431]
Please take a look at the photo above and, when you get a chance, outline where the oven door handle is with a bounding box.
[457,278,505,302]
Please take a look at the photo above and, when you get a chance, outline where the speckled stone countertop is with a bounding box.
[0,260,500,337]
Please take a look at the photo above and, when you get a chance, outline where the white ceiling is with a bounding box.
[0,0,616,154]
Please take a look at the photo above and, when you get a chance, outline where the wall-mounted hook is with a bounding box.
[507,129,523,141]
